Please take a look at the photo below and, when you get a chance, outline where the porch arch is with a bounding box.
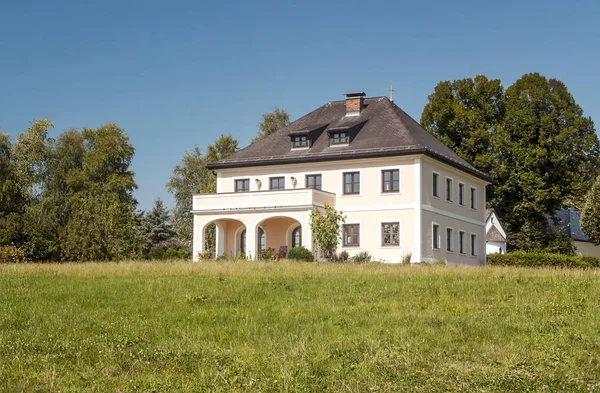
[201,218,246,258]
[255,215,307,256]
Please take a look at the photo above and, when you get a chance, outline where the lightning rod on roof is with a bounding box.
[388,85,396,102]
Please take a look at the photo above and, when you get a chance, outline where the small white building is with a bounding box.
[485,209,507,254]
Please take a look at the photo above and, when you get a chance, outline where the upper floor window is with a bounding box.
[470,187,477,210]
[433,173,440,198]
[343,172,360,195]
[292,135,308,148]
[458,183,465,206]
[343,224,360,247]
[270,177,285,190]
[306,174,322,190]
[382,222,400,246]
[235,178,250,192]
[446,178,453,202]
[382,170,399,193]
[331,132,349,145]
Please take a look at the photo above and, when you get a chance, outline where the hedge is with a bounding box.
[287,246,314,262]
[487,251,599,268]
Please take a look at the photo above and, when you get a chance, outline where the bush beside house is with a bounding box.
[488,251,599,268]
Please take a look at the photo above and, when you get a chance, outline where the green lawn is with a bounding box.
[0,261,599,392]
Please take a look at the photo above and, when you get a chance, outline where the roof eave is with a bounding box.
[207,148,493,183]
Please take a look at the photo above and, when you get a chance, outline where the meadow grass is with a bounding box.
[0,261,599,392]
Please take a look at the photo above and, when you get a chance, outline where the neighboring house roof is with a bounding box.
[207,96,492,182]
[549,207,590,242]
[486,225,506,243]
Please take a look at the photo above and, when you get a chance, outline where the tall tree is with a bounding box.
[579,175,600,245]
[491,73,599,250]
[137,198,176,250]
[167,135,238,246]
[421,73,600,252]
[0,133,24,245]
[61,124,138,261]
[251,107,290,144]
[421,75,504,175]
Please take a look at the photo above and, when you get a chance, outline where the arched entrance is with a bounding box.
[202,218,246,258]
[255,216,303,257]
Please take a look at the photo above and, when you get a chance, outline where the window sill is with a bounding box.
[380,245,401,248]
[380,191,401,196]
[329,143,349,148]
[445,199,453,204]
[432,195,440,199]
[341,194,361,198]
[291,147,309,151]
[342,245,361,249]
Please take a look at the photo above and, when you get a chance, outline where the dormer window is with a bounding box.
[292,135,308,148]
[331,132,349,145]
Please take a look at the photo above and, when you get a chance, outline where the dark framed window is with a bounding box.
[235,178,250,192]
[258,227,266,252]
[471,234,477,256]
[459,231,466,254]
[446,178,453,201]
[433,224,440,249]
[343,172,360,195]
[240,229,246,254]
[331,132,349,145]
[343,224,360,247]
[433,173,440,197]
[382,170,400,193]
[292,226,302,248]
[292,136,308,148]
[306,174,322,190]
[382,222,400,246]
[458,183,465,206]
[269,177,285,190]
[470,187,477,209]
[446,228,454,252]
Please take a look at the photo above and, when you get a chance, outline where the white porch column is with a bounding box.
[192,215,206,262]
[215,222,225,257]
[245,221,257,260]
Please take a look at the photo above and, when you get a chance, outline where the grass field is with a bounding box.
[0,261,599,392]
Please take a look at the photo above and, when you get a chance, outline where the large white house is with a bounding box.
[192,93,492,264]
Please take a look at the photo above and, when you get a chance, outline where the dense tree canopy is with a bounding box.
[0,121,138,261]
[422,73,600,252]
[251,107,290,144]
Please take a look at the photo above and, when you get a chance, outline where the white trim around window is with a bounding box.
[446,226,454,252]
[445,176,453,202]
[458,182,466,207]
[470,232,478,256]
[432,222,441,250]
[379,166,401,195]
[432,172,440,198]
[458,230,466,255]
[379,220,401,248]
[470,186,477,210]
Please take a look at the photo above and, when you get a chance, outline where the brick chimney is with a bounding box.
[345,92,366,115]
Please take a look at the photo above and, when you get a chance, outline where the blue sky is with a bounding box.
[1,0,599,210]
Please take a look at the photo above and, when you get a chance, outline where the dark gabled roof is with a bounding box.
[549,208,590,242]
[208,96,492,182]
[486,225,506,243]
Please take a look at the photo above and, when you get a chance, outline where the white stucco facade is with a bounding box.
[192,155,489,265]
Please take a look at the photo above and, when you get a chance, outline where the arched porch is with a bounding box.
[255,216,305,257]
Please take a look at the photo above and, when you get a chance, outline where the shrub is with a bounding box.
[197,250,215,261]
[352,251,372,263]
[402,252,412,265]
[257,248,277,260]
[0,244,27,263]
[487,251,599,268]
[145,241,191,260]
[310,204,346,260]
[287,246,314,262]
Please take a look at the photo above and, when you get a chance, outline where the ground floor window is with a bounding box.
[343,224,360,247]
[459,231,465,254]
[258,227,266,252]
[471,234,477,256]
[446,228,454,252]
[240,229,246,254]
[381,222,399,246]
[292,226,302,248]
[433,224,440,249]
